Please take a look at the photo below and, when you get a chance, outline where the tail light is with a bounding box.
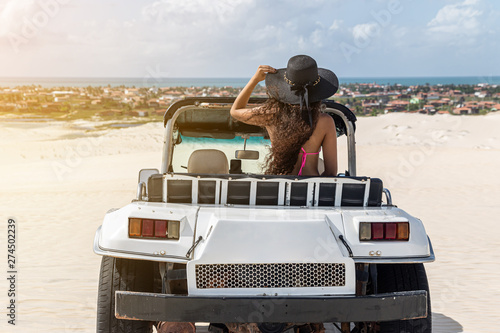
[359,222,409,241]
[128,218,180,240]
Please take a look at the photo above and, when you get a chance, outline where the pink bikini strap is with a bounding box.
[298,147,321,176]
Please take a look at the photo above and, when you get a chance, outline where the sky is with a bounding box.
[0,0,499,78]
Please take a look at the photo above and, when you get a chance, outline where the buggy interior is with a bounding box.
[168,99,356,176]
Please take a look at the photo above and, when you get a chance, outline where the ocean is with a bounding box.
[0,76,499,88]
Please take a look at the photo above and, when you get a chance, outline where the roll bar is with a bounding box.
[161,97,357,176]
[325,105,357,176]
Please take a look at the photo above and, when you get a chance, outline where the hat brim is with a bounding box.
[265,67,339,105]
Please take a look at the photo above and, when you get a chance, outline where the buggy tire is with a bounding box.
[96,256,155,333]
[377,263,432,333]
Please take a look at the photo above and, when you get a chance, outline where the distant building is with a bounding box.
[386,100,410,112]
[98,109,122,116]
[437,110,450,115]
[423,105,435,113]
[453,107,470,114]
[148,99,160,108]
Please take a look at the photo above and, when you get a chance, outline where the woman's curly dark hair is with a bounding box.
[251,97,320,175]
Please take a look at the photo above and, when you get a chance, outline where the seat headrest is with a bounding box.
[187,149,229,174]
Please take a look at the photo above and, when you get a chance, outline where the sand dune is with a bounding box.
[1,113,499,332]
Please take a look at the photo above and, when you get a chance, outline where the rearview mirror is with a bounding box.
[235,150,259,160]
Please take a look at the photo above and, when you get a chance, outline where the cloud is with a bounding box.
[329,20,343,31]
[131,0,346,76]
[0,0,75,54]
[0,0,498,77]
[142,0,251,26]
[352,23,380,40]
[0,0,349,76]
[427,0,483,37]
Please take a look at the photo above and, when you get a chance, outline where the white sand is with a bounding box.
[1,113,499,332]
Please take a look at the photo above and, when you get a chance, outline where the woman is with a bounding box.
[230,55,339,176]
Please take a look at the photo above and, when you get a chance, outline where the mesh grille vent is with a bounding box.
[195,263,345,289]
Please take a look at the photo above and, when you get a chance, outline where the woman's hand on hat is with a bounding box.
[252,65,277,82]
[231,65,276,122]
[231,65,276,120]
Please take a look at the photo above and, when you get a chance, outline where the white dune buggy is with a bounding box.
[94,97,434,333]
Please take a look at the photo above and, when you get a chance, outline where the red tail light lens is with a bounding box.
[359,222,409,241]
[142,219,154,237]
[154,220,167,238]
[128,218,180,240]
[371,223,385,240]
[385,223,397,240]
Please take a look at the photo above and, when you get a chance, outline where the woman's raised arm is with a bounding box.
[230,65,276,125]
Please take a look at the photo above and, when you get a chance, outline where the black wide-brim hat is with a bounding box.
[265,55,339,105]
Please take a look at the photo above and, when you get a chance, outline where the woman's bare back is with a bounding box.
[266,113,337,176]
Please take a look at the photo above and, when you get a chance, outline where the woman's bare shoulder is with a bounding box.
[317,113,336,129]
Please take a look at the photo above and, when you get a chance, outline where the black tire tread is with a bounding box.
[96,256,155,333]
[377,263,432,333]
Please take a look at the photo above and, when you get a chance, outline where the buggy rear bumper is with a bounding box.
[115,290,427,323]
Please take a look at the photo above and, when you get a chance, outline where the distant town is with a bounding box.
[1,81,499,121]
